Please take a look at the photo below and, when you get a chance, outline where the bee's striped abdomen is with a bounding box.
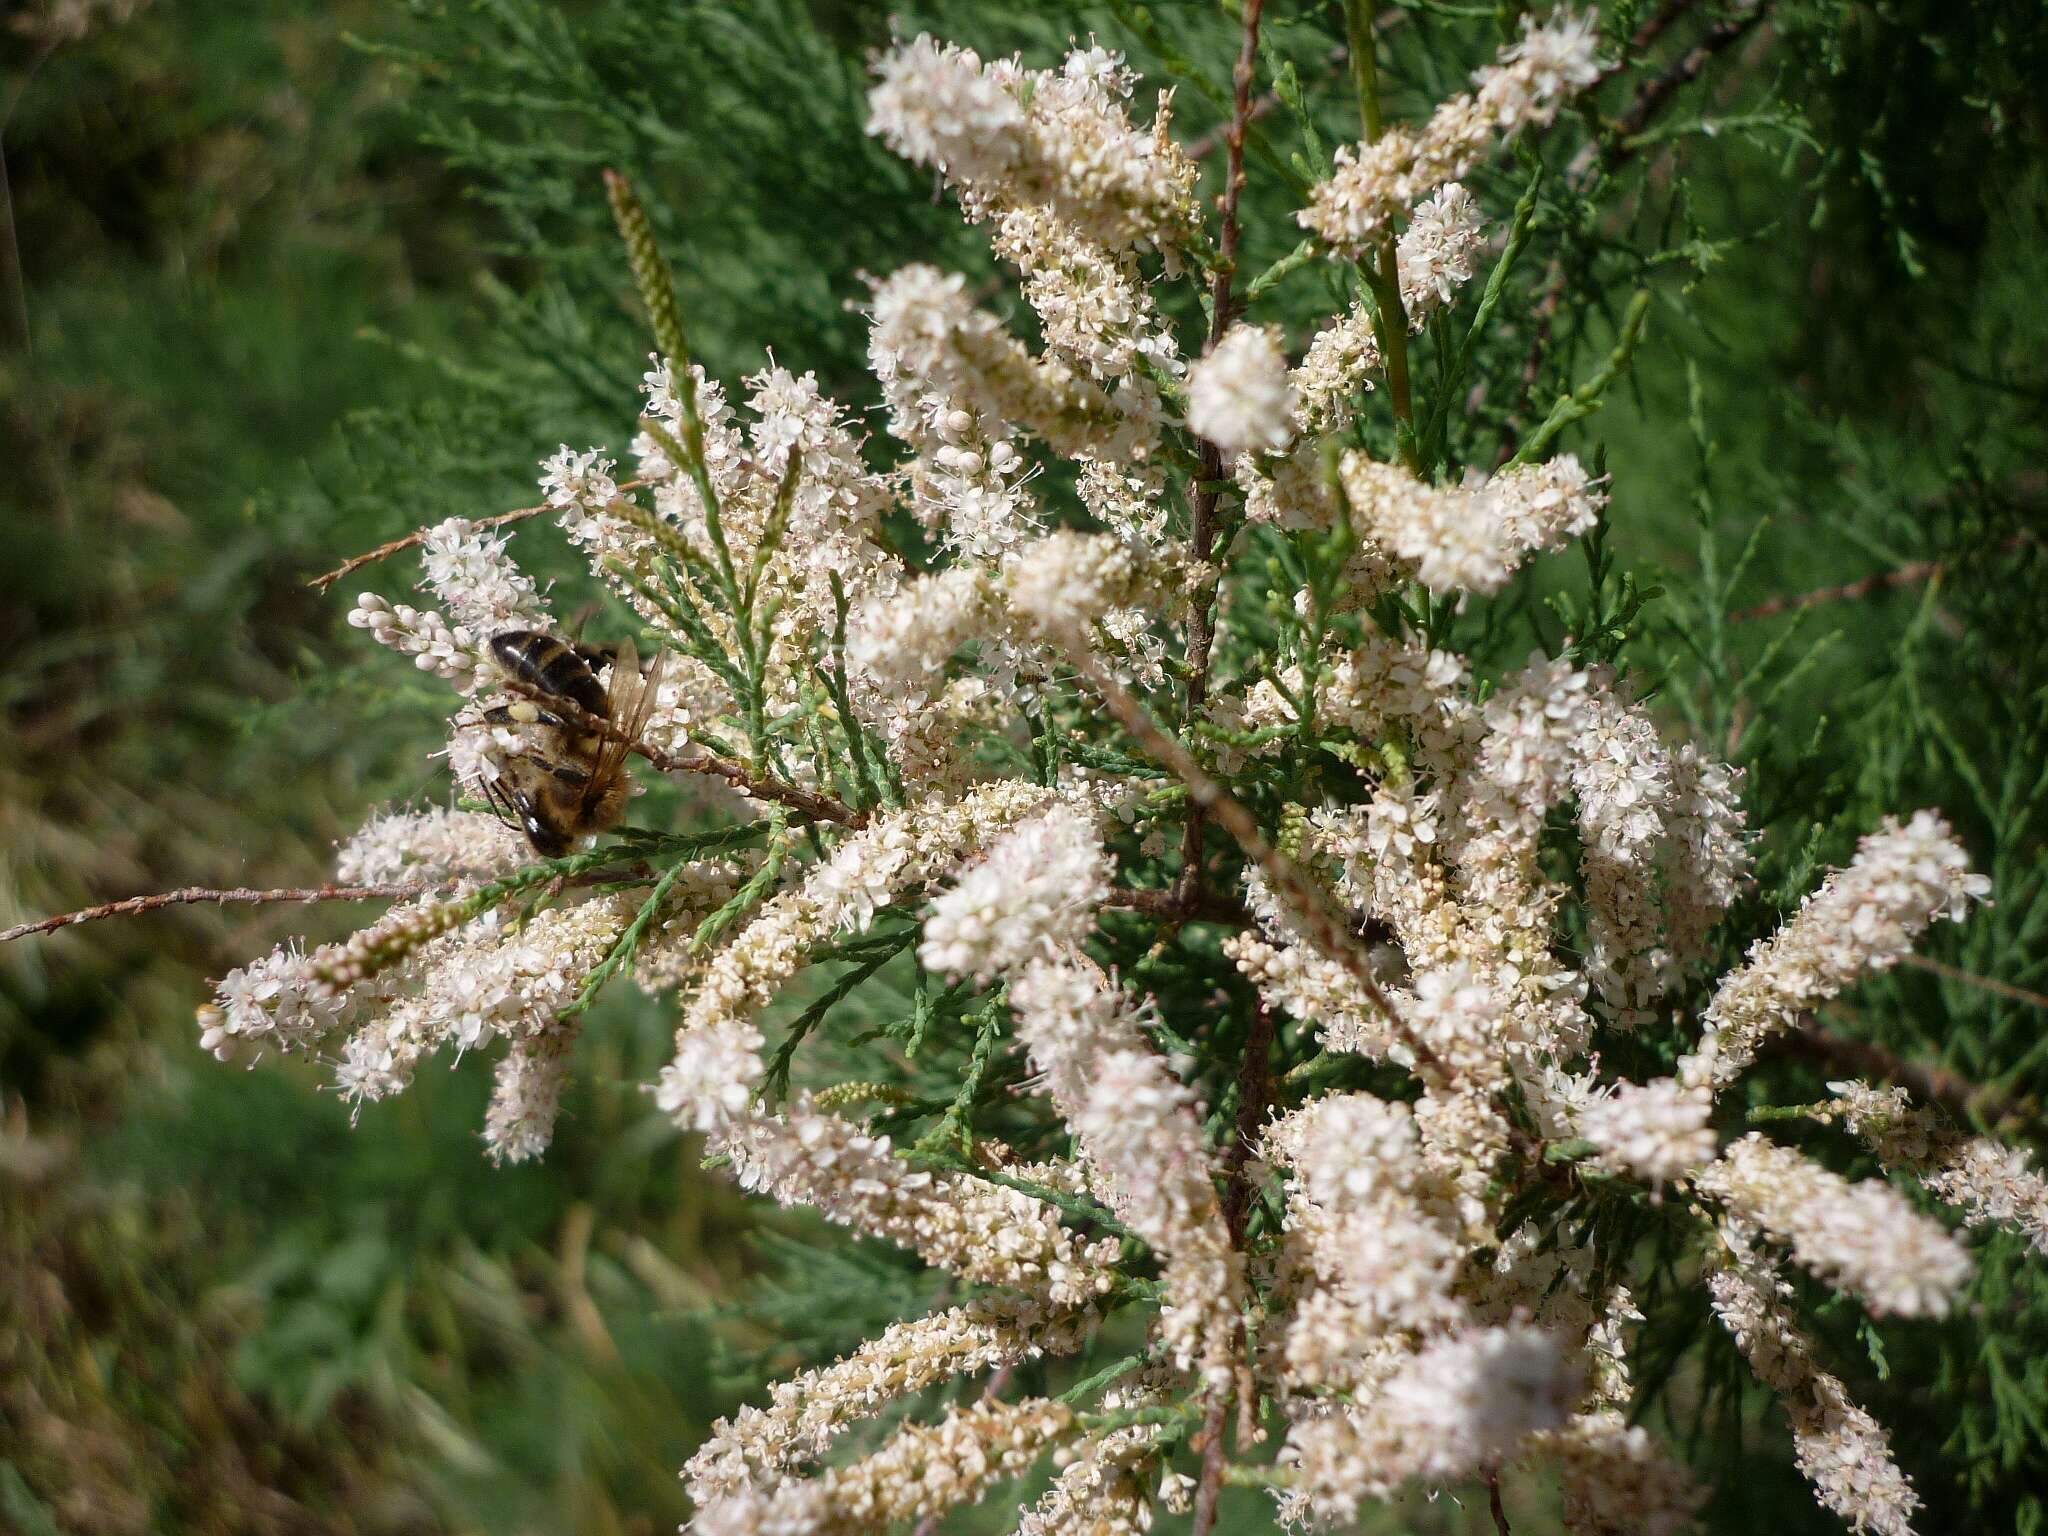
[490,630,609,718]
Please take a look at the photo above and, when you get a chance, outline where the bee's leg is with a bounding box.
[564,600,606,646]
[479,776,521,833]
[563,602,627,681]
[572,640,655,680]
[483,702,569,731]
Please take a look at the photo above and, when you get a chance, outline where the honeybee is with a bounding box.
[476,629,664,857]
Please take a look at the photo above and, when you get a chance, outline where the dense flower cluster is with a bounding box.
[1709,1225,1923,1536]
[1680,810,1992,1091]
[919,804,1112,981]
[1187,323,1296,456]
[684,1298,1090,1505]
[1695,1132,1973,1318]
[190,14,2036,1536]
[1824,1081,2048,1257]
[867,34,1199,253]
[1299,10,1603,258]
[1339,451,1605,596]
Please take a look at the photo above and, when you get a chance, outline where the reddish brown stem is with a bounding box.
[1066,646,1440,1091]
[1728,535,2032,623]
[1189,1392,1233,1536]
[1222,1003,1278,1240]
[1611,6,1769,145]
[1101,885,1251,927]
[2,867,651,948]
[1178,0,1266,924]
[1489,1469,1513,1536]
[311,505,544,593]
[308,479,650,592]
[1184,47,1268,1521]
[1623,0,1704,57]
[1191,1005,1277,1535]
[1,882,440,945]
[1771,1014,2041,1140]
[1503,4,1773,461]
[656,743,861,826]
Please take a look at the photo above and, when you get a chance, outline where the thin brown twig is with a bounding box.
[1770,1015,2041,1141]
[1610,5,1769,146]
[1190,1391,1233,1536]
[1621,0,1705,58]
[1197,0,1420,155]
[1,882,442,945]
[311,505,542,592]
[1901,953,2048,1013]
[1225,1005,1278,1246]
[1192,1000,1276,1532]
[1101,885,1251,928]
[1183,4,1421,161]
[1064,644,1440,1087]
[1500,3,1771,462]
[1186,25,1268,1524]
[657,743,861,827]
[1,866,652,948]
[1488,1469,1513,1536]
[1176,0,1266,930]
[307,479,650,592]
[1731,552,1969,623]
[1185,41,1348,161]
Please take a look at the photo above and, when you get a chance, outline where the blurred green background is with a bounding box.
[2,1,2043,1532]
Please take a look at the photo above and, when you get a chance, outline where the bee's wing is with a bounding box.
[591,636,660,788]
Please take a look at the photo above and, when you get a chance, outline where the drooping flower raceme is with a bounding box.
[1827,1081,2048,1256]
[1680,811,1990,1091]
[1694,1133,1973,1319]
[1708,1226,1923,1536]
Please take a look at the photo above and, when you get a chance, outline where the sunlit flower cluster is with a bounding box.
[1680,810,1992,1091]
[1300,9,1602,258]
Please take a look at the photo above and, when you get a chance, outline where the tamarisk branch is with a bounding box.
[1,882,442,945]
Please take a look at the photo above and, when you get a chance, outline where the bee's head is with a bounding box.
[518,801,572,857]
[481,768,574,857]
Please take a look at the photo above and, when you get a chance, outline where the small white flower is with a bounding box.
[1185,324,1295,456]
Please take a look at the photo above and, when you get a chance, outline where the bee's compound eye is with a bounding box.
[520,809,571,858]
